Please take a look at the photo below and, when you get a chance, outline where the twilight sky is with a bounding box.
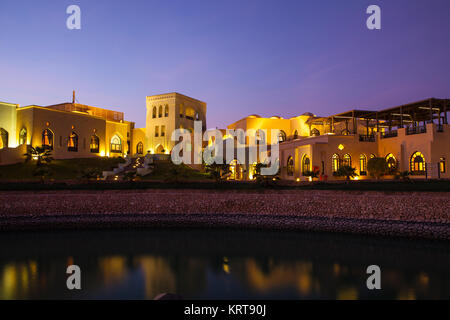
[0,0,449,129]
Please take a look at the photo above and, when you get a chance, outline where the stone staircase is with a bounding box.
[102,154,155,181]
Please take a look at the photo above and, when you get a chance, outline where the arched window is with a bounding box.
[0,128,8,149]
[90,135,99,153]
[440,157,446,174]
[179,104,184,118]
[158,106,163,118]
[152,106,157,119]
[136,142,144,154]
[293,130,298,140]
[19,128,27,145]
[311,128,320,137]
[359,154,367,175]
[42,129,53,150]
[110,135,122,153]
[287,156,294,176]
[229,159,243,180]
[278,130,287,143]
[302,155,310,176]
[370,154,376,159]
[385,154,397,172]
[343,154,352,167]
[164,105,169,117]
[410,152,426,175]
[185,107,195,120]
[332,154,340,173]
[155,144,165,154]
[68,132,78,152]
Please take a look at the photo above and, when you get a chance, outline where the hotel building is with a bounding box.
[0,93,448,180]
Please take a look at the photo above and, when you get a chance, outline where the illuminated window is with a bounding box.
[311,128,320,137]
[287,156,294,176]
[229,159,243,180]
[385,153,397,172]
[158,106,163,118]
[19,128,27,145]
[0,128,8,149]
[343,154,352,167]
[136,142,144,154]
[370,154,376,159]
[302,155,310,176]
[164,105,169,117]
[90,135,99,153]
[278,130,287,142]
[360,154,367,175]
[332,154,340,173]
[161,125,166,137]
[440,157,446,173]
[67,132,78,152]
[410,151,426,175]
[42,129,53,150]
[110,135,122,153]
[152,106,157,119]
[155,126,159,137]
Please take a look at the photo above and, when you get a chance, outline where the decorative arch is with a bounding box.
[278,130,287,143]
[42,129,54,150]
[287,156,294,176]
[136,142,144,154]
[152,106,157,118]
[410,151,426,175]
[155,144,165,154]
[90,135,100,153]
[343,154,352,167]
[359,154,367,175]
[385,153,397,172]
[311,128,320,137]
[68,131,78,152]
[301,154,311,176]
[332,154,340,173]
[110,134,122,153]
[158,106,163,118]
[19,128,27,145]
[0,128,8,149]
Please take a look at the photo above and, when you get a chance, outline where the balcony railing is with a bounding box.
[380,131,398,139]
[406,126,426,135]
[359,134,375,142]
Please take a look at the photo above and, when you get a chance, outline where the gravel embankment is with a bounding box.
[0,189,448,240]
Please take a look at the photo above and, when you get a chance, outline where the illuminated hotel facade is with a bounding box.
[0,93,448,181]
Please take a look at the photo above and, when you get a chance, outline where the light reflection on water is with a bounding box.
[0,229,449,300]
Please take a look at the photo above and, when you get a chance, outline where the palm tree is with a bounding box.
[24,146,53,166]
[205,163,230,182]
[335,165,358,181]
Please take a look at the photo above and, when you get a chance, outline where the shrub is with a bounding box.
[367,157,389,179]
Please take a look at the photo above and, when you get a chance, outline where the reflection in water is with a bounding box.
[0,229,449,299]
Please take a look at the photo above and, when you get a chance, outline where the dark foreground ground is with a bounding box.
[0,189,448,240]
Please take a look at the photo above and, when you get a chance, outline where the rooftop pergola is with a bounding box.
[307,98,449,135]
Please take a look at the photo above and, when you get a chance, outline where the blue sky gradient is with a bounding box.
[1,0,449,128]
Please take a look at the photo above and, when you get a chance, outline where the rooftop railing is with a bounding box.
[406,126,427,135]
[359,134,375,142]
[380,131,398,139]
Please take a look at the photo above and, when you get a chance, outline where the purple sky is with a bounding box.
[0,0,449,129]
